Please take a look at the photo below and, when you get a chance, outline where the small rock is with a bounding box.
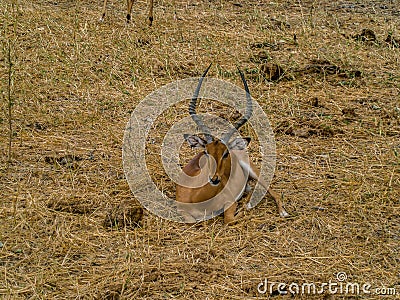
[353,29,378,43]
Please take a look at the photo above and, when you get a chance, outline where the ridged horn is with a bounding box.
[222,67,253,143]
[189,63,213,143]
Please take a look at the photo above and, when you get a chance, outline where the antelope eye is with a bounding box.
[222,151,229,159]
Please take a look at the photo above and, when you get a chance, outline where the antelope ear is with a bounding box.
[228,137,251,150]
[183,134,207,148]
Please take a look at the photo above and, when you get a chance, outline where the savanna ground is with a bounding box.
[1,0,399,299]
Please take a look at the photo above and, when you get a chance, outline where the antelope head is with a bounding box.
[183,64,253,187]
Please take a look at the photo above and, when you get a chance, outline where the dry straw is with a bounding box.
[0,0,399,299]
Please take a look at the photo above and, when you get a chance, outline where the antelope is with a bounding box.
[100,0,154,25]
[176,65,289,224]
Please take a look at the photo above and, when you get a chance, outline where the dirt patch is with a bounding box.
[104,200,143,229]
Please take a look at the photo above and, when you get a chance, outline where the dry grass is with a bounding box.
[1,0,399,299]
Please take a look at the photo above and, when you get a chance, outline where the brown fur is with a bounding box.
[176,138,289,224]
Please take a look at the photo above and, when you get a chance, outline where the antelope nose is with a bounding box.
[209,176,220,186]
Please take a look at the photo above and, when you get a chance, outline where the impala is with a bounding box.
[100,0,154,25]
[176,65,289,224]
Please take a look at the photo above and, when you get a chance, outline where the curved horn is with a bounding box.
[222,67,253,142]
[189,63,213,143]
